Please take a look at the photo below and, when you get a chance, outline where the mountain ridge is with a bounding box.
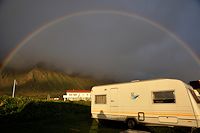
[0,67,111,98]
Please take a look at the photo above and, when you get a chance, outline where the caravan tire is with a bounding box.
[127,119,136,129]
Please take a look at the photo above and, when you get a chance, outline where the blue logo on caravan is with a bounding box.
[131,93,139,100]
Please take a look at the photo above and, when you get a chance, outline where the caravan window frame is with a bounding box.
[95,95,107,104]
[152,90,176,104]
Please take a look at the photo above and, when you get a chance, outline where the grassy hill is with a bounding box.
[0,67,106,98]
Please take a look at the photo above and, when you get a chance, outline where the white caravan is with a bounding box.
[91,79,200,128]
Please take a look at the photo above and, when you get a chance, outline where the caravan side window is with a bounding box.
[95,95,107,104]
[189,89,200,103]
[153,91,175,103]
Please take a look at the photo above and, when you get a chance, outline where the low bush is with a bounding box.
[0,96,32,116]
[0,96,90,122]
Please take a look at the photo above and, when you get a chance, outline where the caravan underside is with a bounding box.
[92,112,200,127]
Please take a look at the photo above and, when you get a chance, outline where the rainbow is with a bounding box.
[1,10,200,71]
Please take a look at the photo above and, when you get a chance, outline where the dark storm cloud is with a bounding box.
[0,0,200,82]
[0,0,200,60]
[6,13,200,82]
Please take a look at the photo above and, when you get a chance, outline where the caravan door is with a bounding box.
[110,88,119,113]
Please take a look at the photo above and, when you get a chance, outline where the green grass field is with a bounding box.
[0,96,123,133]
[0,96,200,133]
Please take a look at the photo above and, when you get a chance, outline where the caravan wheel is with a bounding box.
[127,119,136,129]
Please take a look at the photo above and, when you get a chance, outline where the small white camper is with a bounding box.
[91,79,200,128]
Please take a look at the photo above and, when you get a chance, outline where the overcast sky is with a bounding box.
[0,0,200,82]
